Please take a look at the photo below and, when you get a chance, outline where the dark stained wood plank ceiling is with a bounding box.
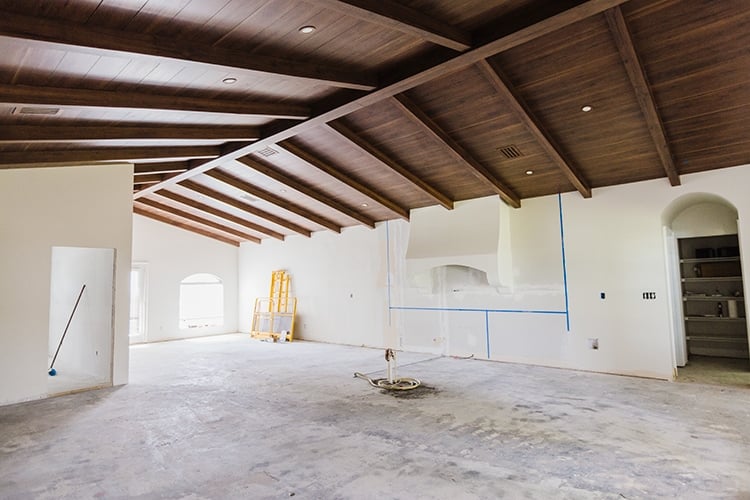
[0,0,748,245]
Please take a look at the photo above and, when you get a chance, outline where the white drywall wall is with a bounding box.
[0,164,132,406]
[131,214,238,341]
[49,247,115,385]
[238,226,387,346]
[237,164,750,380]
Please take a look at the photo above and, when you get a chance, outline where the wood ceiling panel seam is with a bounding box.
[0,10,377,90]
[478,59,591,199]
[325,120,454,209]
[391,93,520,208]
[313,0,472,51]
[278,140,410,220]
[0,145,220,168]
[179,179,313,237]
[133,205,241,247]
[0,83,310,119]
[136,196,261,243]
[604,6,680,186]
[235,155,377,228]
[134,0,632,199]
[0,124,261,142]
[203,168,343,233]
[154,188,285,241]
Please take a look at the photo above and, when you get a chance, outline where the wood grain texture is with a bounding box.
[605,6,680,186]
[278,140,410,220]
[133,205,240,247]
[326,120,454,209]
[155,189,285,240]
[0,10,377,90]
[479,59,591,198]
[0,124,260,142]
[137,197,262,243]
[392,93,521,208]
[0,146,220,168]
[204,169,343,233]
[0,83,311,119]
[236,155,376,228]
[179,179,312,237]
[316,0,471,50]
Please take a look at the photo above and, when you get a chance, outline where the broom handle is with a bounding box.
[49,284,86,370]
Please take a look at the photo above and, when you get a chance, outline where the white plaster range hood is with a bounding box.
[405,195,513,290]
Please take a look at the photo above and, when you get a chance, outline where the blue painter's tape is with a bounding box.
[558,193,570,331]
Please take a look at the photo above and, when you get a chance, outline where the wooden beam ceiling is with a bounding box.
[605,6,680,186]
[136,198,261,244]
[278,140,411,220]
[180,180,313,237]
[235,157,376,228]
[478,59,592,198]
[325,121,455,210]
[133,206,240,247]
[0,125,261,143]
[135,162,190,175]
[0,12,377,91]
[135,0,629,199]
[155,189,285,241]
[0,146,220,169]
[316,0,471,51]
[203,169,343,233]
[0,83,311,120]
[391,94,521,208]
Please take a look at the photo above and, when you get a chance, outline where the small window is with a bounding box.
[179,273,224,329]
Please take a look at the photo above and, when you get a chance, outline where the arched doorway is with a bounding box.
[663,194,749,384]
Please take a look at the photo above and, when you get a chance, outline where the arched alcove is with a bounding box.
[662,193,747,372]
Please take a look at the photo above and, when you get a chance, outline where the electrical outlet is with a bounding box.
[600,292,606,299]
[588,338,599,350]
[642,291,657,300]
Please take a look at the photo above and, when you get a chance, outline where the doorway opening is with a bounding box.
[663,194,750,386]
[47,246,116,396]
[129,263,148,344]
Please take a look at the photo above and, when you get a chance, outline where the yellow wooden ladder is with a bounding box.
[251,270,297,342]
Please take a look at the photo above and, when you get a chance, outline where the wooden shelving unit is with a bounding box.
[678,234,748,359]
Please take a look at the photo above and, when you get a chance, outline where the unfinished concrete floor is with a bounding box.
[2,334,750,499]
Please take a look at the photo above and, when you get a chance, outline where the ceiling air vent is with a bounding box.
[255,147,278,157]
[498,145,523,159]
[12,106,61,116]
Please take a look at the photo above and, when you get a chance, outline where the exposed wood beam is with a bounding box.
[0,14,376,91]
[391,94,521,208]
[135,162,189,175]
[204,169,342,233]
[135,0,630,198]
[0,83,310,120]
[0,146,220,169]
[479,60,592,198]
[0,125,260,143]
[315,0,471,51]
[133,174,165,185]
[180,180,312,237]
[325,121,454,210]
[278,141,410,220]
[133,206,239,247]
[137,198,261,244]
[605,7,680,186]
[156,189,285,241]
[236,157,376,228]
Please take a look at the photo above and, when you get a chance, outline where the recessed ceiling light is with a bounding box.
[222,77,238,84]
[299,25,316,34]
[581,105,592,112]
[361,203,368,207]
[525,170,534,175]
